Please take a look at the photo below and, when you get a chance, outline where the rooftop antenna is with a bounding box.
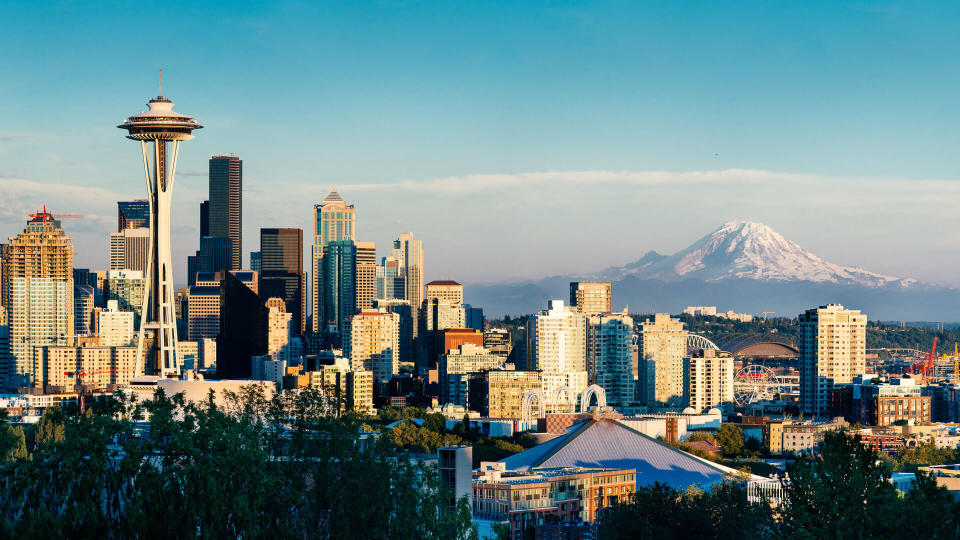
[159,69,162,96]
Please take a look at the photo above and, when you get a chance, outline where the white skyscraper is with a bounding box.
[637,313,688,407]
[587,311,635,405]
[683,350,734,413]
[527,300,588,401]
[99,300,135,347]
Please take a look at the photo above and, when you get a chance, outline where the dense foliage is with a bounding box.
[0,388,477,539]
[602,431,960,539]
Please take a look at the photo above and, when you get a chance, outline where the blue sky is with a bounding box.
[1,1,959,287]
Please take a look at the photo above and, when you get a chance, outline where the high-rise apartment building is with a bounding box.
[117,200,149,231]
[374,298,414,366]
[355,241,377,312]
[311,189,355,334]
[99,300,135,347]
[74,284,95,335]
[527,300,587,374]
[570,281,612,316]
[483,328,513,360]
[4,212,74,390]
[265,297,297,360]
[35,345,137,392]
[396,232,423,331]
[375,249,405,301]
[683,349,734,413]
[468,369,542,419]
[346,309,400,383]
[260,228,305,336]
[208,155,242,270]
[637,313,687,407]
[799,304,867,416]
[109,227,149,273]
[104,270,145,314]
[586,312,635,405]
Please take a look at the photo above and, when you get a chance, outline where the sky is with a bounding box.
[1,1,959,288]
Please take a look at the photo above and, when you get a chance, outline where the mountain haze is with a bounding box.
[466,221,955,320]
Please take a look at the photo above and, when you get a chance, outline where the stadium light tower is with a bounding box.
[118,74,202,377]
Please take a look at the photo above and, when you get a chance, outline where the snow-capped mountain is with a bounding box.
[597,220,917,288]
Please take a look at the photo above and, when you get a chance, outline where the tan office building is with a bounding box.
[347,309,400,382]
[569,281,611,316]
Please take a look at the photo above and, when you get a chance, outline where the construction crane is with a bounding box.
[761,311,775,321]
[909,337,938,378]
[28,206,84,221]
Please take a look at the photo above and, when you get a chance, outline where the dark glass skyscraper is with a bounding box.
[208,155,242,270]
[117,200,149,231]
[260,228,305,336]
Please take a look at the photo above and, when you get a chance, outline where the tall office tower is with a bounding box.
[104,270,145,314]
[109,227,149,273]
[250,251,261,273]
[355,241,377,312]
[570,281,612,316]
[396,233,423,330]
[439,343,502,406]
[197,237,232,275]
[4,212,74,389]
[0,325,10,391]
[375,249,405,300]
[74,284,96,335]
[260,228,305,336]
[374,298,414,366]
[637,313,688,407]
[74,268,102,307]
[526,300,588,399]
[311,189,355,334]
[99,300,135,347]
[318,240,357,337]
[119,86,202,377]
[346,309,400,384]
[199,200,210,237]
[217,272,268,379]
[425,280,463,304]
[799,304,867,416]
[586,312,635,405]
[187,284,220,341]
[483,328,513,361]
[208,155,242,270]
[117,200,149,231]
[463,304,484,331]
[423,298,467,333]
[683,349,734,413]
[0,243,7,317]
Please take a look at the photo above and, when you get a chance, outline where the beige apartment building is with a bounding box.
[682,349,734,412]
[569,281,612,316]
[35,345,137,392]
[425,280,463,305]
[347,309,400,382]
[799,304,867,416]
[471,369,542,419]
[638,313,688,407]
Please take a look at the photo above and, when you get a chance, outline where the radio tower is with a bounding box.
[118,72,202,377]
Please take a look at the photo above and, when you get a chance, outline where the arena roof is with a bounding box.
[713,333,798,357]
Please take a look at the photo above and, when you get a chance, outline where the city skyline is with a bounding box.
[2,2,960,288]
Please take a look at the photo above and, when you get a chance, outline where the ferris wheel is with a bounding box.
[733,365,781,407]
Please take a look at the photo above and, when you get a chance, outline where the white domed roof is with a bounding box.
[681,407,698,415]
[706,408,722,416]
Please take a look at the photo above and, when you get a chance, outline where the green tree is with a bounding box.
[5,426,28,461]
[780,431,901,539]
[35,407,65,446]
[423,412,447,433]
[714,424,744,457]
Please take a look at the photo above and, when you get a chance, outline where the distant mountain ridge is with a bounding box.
[465,221,954,319]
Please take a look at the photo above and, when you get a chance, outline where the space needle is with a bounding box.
[118,74,202,378]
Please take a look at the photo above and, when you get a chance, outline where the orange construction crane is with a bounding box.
[28,206,84,221]
[909,337,938,377]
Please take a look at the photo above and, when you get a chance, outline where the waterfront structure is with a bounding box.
[346,309,400,383]
[208,155,242,270]
[109,227,149,273]
[682,349,734,412]
[473,463,634,537]
[260,228,306,335]
[311,189,355,334]
[569,281,611,315]
[4,212,74,389]
[118,85,202,377]
[587,311,634,405]
[117,200,149,231]
[468,370,542,419]
[439,343,502,406]
[99,300,134,347]
[798,304,867,416]
[637,313,687,407]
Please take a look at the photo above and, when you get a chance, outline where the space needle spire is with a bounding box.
[119,79,202,378]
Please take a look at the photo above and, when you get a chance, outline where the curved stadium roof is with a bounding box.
[714,333,799,357]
